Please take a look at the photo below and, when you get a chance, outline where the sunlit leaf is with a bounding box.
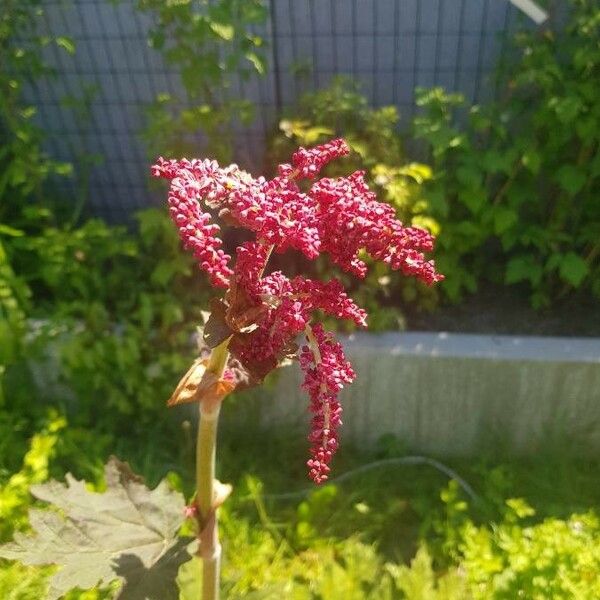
[245,51,266,75]
[56,36,75,55]
[209,22,234,41]
[0,458,191,600]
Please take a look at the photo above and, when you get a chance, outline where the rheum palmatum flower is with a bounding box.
[153,139,442,484]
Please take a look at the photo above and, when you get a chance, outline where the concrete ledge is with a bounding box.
[263,333,600,456]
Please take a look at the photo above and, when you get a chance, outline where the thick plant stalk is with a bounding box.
[196,339,229,600]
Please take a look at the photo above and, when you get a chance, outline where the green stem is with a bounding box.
[206,339,230,379]
[196,338,230,600]
[196,403,220,536]
[196,404,220,600]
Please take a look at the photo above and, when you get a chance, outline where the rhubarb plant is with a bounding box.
[0,140,442,599]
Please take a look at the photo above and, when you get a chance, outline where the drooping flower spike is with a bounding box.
[153,139,443,483]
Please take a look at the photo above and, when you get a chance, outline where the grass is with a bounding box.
[46,400,600,553]
[2,397,600,598]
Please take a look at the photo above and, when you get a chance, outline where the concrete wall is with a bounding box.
[261,333,600,455]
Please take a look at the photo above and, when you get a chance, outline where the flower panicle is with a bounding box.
[152,138,443,482]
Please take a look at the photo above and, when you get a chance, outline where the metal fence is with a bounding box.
[27,0,533,222]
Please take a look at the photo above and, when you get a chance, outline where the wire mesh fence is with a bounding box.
[25,0,532,222]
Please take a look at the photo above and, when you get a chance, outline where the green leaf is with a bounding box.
[53,162,73,176]
[500,228,519,251]
[460,188,486,214]
[396,162,433,184]
[209,22,234,41]
[521,150,541,175]
[482,150,513,174]
[456,165,482,188]
[0,458,191,600]
[549,96,582,124]
[0,224,24,237]
[545,253,563,272]
[151,261,177,287]
[149,31,165,50]
[558,252,589,288]
[493,207,518,235]
[505,498,535,519]
[505,256,543,286]
[245,51,266,75]
[56,36,76,55]
[555,165,586,196]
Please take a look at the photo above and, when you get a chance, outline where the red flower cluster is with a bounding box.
[153,139,442,483]
[300,323,355,484]
[291,137,350,179]
[312,170,439,282]
[152,157,246,287]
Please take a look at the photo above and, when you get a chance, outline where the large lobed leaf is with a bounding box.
[0,457,191,600]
